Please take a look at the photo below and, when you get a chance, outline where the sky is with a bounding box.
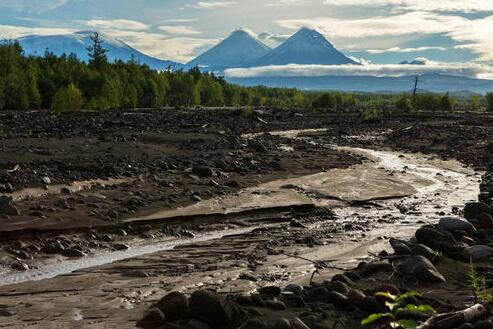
[0,0,492,78]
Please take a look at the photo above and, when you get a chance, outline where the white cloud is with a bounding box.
[86,19,148,31]
[267,0,306,7]
[278,12,493,63]
[323,0,493,13]
[184,1,237,9]
[364,46,447,54]
[0,24,75,39]
[224,62,493,80]
[159,25,201,35]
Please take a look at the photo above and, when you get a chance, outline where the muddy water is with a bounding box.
[0,132,481,287]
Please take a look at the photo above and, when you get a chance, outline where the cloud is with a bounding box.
[364,46,447,54]
[97,29,218,62]
[184,1,237,9]
[258,31,290,44]
[86,19,149,31]
[278,12,493,63]
[322,0,493,13]
[0,24,75,39]
[267,0,306,7]
[224,61,493,80]
[158,25,201,35]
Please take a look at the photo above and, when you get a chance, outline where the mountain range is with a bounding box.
[12,28,493,94]
[18,31,179,71]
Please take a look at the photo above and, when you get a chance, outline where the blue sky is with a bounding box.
[0,0,492,77]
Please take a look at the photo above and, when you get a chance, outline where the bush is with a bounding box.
[486,92,493,112]
[360,108,383,122]
[51,83,83,112]
[395,95,413,112]
[440,92,456,112]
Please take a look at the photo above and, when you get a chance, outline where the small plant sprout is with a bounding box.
[361,291,435,329]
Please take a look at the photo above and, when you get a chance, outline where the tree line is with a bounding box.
[0,33,492,113]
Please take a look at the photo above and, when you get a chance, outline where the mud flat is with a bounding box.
[0,139,481,328]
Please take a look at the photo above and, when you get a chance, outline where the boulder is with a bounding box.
[464,202,492,221]
[415,227,459,252]
[258,286,281,297]
[137,308,165,329]
[462,245,493,262]
[155,292,190,322]
[189,290,246,328]
[439,217,476,233]
[477,213,493,229]
[283,284,303,295]
[192,166,214,178]
[396,256,446,283]
[412,244,440,262]
[390,238,412,255]
[0,196,20,216]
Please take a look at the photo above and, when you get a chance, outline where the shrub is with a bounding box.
[51,83,83,112]
[440,92,456,112]
[395,95,413,112]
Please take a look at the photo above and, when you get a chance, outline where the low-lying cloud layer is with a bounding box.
[225,61,493,80]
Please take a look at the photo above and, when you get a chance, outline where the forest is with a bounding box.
[0,33,492,113]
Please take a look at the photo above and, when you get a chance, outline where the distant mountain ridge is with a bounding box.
[17,31,179,71]
[255,28,357,66]
[186,29,271,71]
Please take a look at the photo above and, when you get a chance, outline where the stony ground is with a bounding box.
[0,109,492,329]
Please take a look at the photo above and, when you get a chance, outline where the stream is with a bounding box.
[0,132,481,287]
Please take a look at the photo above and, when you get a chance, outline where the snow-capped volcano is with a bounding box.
[17,31,179,70]
[255,27,357,66]
[186,29,271,71]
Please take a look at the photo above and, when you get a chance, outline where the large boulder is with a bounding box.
[189,290,247,329]
[155,292,190,322]
[0,196,20,216]
[439,217,476,233]
[396,256,446,283]
[464,202,492,221]
[462,245,493,262]
[415,227,459,252]
[192,166,214,178]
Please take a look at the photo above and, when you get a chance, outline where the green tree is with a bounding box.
[4,71,29,110]
[199,75,224,107]
[312,93,336,109]
[395,95,413,112]
[470,95,481,111]
[87,32,108,69]
[486,92,493,112]
[440,92,456,112]
[51,83,84,112]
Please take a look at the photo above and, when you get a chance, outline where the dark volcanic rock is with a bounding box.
[189,290,247,328]
[396,256,446,283]
[192,166,214,178]
[155,292,190,322]
[464,202,492,221]
[0,196,20,216]
[137,308,166,329]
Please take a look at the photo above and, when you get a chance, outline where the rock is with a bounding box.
[415,227,458,252]
[11,261,29,271]
[188,319,212,329]
[155,292,190,322]
[271,318,292,329]
[241,318,270,329]
[62,248,87,258]
[439,217,476,232]
[41,176,52,185]
[291,318,311,329]
[464,202,492,221]
[305,287,330,303]
[283,284,303,295]
[326,291,349,308]
[477,213,493,229]
[396,256,446,283]
[258,286,282,297]
[474,319,493,329]
[457,323,474,329]
[189,290,246,328]
[358,261,393,277]
[331,274,354,286]
[390,238,412,255]
[463,245,493,261]
[61,187,72,195]
[326,281,352,295]
[412,244,440,262]
[192,166,214,178]
[137,308,166,329]
[356,296,383,313]
[0,196,20,216]
[248,140,268,153]
[265,300,287,310]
